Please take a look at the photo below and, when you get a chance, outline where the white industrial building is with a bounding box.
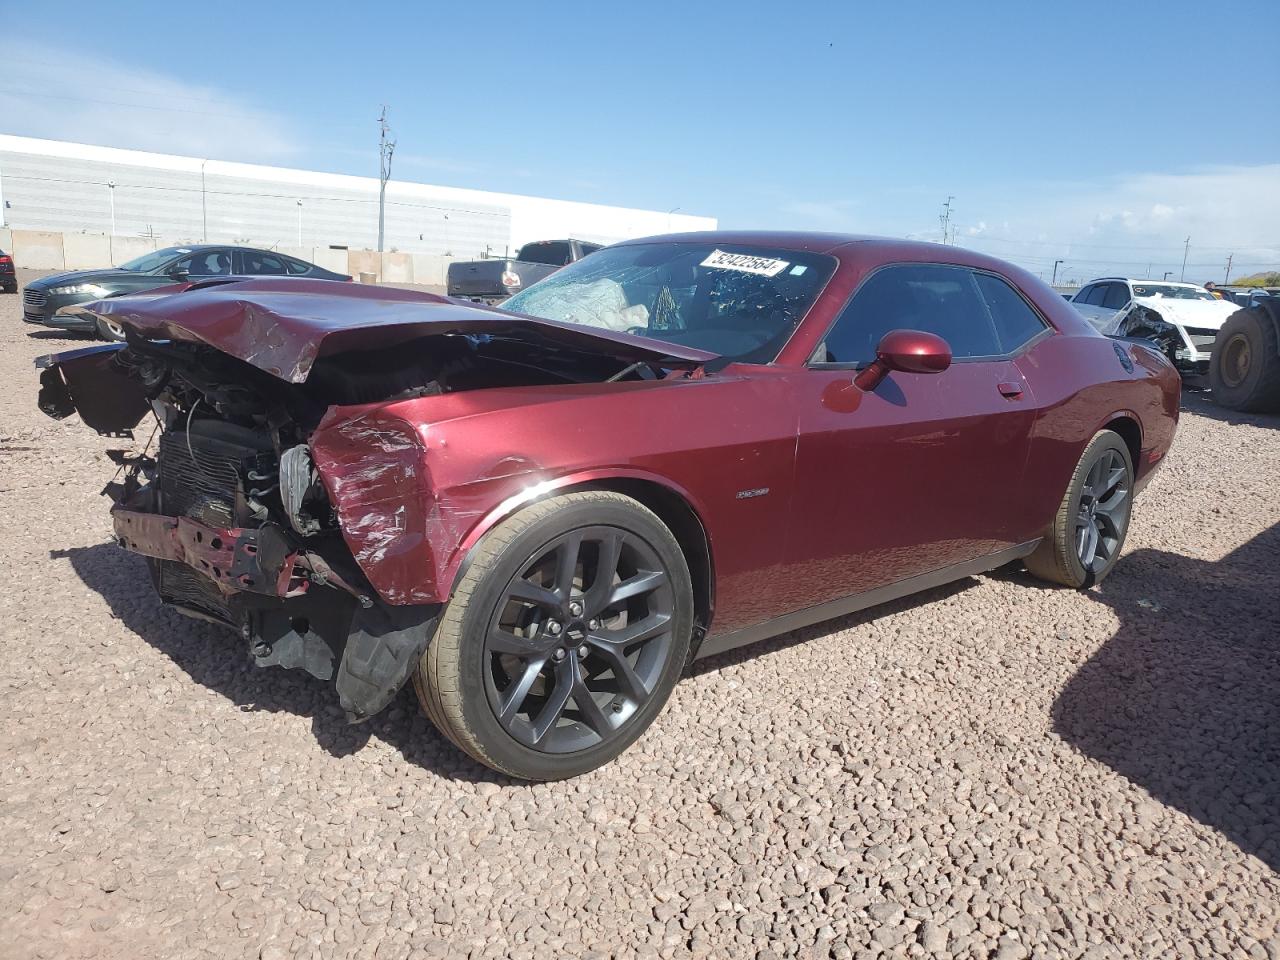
[0,134,715,261]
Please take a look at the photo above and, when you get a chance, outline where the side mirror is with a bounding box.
[853,329,952,392]
[167,266,190,281]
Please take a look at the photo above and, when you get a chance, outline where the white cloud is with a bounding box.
[0,40,298,162]
[775,165,1279,282]
[953,165,1280,281]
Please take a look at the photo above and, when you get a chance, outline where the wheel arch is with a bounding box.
[1100,412,1142,471]
[446,469,716,643]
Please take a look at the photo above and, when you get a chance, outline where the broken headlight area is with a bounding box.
[107,417,439,723]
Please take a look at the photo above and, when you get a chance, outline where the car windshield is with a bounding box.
[501,242,837,363]
[1131,283,1215,300]
[117,246,192,273]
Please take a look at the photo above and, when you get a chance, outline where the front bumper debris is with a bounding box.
[112,507,306,599]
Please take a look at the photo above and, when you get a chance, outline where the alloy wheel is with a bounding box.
[482,526,675,753]
[1075,448,1131,574]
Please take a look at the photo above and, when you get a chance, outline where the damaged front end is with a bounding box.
[39,342,439,722]
[36,280,712,724]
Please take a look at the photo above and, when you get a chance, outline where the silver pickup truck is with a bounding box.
[446,239,602,304]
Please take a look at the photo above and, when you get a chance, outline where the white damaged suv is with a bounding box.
[1071,278,1238,376]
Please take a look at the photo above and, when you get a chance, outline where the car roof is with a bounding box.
[1086,277,1202,288]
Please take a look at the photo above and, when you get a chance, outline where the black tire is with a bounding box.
[2,284,15,295]
[1024,430,1134,589]
[1209,304,1280,413]
[95,315,127,341]
[414,491,694,780]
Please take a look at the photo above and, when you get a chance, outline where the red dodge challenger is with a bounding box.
[37,232,1179,779]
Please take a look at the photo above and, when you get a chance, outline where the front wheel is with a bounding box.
[1024,430,1134,588]
[414,491,694,780]
[95,315,127,341]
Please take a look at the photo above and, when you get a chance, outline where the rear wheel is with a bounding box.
[1024,430,1134,588]
[414,491,693,780]
[1209,305,1280,412]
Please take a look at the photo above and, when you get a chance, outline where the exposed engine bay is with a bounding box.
[37,328,678,722]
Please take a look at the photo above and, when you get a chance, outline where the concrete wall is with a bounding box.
[11,230,65,270]
[63,233,112,270]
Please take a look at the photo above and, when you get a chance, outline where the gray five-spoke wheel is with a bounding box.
[483,526,675,754]
[1074,447,1130,574]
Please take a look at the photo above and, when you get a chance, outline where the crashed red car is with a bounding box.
[37,232,1179,779]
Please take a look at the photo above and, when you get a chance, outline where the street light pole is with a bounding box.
[1052,260,1064,285]
[1163,271,1173,281]
[297,200,303,247]
[667,206,681,230]
[107,180,116,264]
[1180,236,1190,281]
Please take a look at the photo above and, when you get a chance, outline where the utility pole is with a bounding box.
[1052,260,1064,285]
[377,105,396,253]
[1180,236,1190,281]
[297,199,303,247]
[1224,253,1233,285]
[939,196,955,245]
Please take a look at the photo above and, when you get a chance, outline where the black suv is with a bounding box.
[22,244,351,338]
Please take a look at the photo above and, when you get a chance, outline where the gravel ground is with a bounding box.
[1,268,1277,960]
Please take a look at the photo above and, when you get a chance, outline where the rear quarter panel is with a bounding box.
[1014,333,1180,534]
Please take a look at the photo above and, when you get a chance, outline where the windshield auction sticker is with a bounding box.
[700,249,790,277]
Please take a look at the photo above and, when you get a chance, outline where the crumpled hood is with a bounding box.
[1132,296,1238,331]
[76,277,718,382]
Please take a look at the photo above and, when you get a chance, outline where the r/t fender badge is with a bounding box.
[735,487,770,500]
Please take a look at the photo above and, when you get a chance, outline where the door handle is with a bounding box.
[997,380,1024,399]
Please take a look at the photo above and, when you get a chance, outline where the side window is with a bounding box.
[578,243,602,258]
[519,242,571,266]
[815,264,1001,365]
[1074,284,1095,304]
[285,257,312,275]
[191,250,231,276]
[171,251,230,276]
[1102,283,1131,310]
[1084,284,1110,306]
[973,272,1048,353]
[242,251,288,275]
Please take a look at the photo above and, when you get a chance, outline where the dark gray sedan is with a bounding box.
[22,244,351,338]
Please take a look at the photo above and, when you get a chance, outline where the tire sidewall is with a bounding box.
[450,497,693,780]
[1209,310,1260,404]
[95,316,126,342]
[1060,432,1134,588]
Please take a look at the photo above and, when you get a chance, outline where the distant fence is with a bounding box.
[0,227,454,287]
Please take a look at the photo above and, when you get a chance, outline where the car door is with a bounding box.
[781,263,1041,611]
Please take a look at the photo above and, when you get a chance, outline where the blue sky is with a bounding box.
[4,0,1278,282]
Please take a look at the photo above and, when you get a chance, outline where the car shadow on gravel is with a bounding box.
[56,543,510,784]
[1180,390,1280,430]
[25,329,95,342]
[689,579,975,675]
[1051,523,1280,872]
